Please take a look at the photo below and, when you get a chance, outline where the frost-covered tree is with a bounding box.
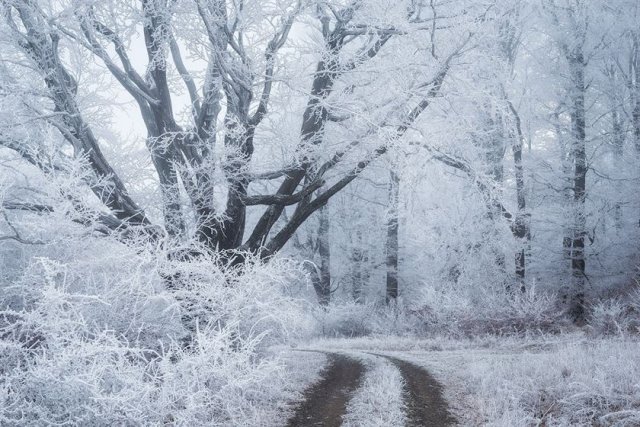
[0,0,475,268]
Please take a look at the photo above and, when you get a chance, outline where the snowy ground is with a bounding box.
[300,334,640,426]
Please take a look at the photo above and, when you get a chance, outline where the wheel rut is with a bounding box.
[286,351,454,427]
[286,351,365,427]
[374,354,456,427]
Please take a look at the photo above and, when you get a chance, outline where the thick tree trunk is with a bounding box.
[634,97,640,154]
[147,143,185,238]
[216,80,254,250]
[554,111,574,270]
[141,2,187,238]
[385,170,400,304]
[486,114,507,277]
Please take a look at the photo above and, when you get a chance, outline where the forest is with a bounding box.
[0,0,639,425]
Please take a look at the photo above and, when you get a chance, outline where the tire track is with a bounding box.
[286,352,365,427]
[373,354,456,427]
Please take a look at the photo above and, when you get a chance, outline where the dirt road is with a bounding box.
[285,351,454,426]
[286,352,365,427]
[376,354,455,426]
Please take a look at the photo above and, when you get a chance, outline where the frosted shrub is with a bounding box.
[589,293,640,337]
[314,297,439,338]
[313,280,564,338]
[166,252,317,349]
[368,302,427,336]
[315,301,375,337]
[408,280,564,336]
[0,227,317,425]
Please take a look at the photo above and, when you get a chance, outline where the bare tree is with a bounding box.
[0,0,473,272]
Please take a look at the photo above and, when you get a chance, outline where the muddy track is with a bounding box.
[375,354,456,427]
[286,352,365,427]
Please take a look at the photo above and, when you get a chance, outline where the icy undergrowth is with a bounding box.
[0,231,320,426]
[456,338,640,426]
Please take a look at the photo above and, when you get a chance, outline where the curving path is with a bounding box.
[286,351,455,427]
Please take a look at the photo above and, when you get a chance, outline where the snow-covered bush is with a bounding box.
[404,280,566,337]
[588,284,640,337]
[313,278,565,339]
[0,214,318,425]
[314,301,376,337]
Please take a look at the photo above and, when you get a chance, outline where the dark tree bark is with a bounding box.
[243,36,344,252]
[545,1,590,323]
[385,170,400,304]
[316,205,332,305]
[507,100,529,292]
[567,49,588,324]
[604,64,626,231]
[350,230,369,304]
[474,106,507,277]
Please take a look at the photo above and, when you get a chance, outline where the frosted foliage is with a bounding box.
[0,0,639,425]
[0,221,316,425]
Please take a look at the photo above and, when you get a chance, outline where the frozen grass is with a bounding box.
[447,338,640,426]
[341,352,407,427]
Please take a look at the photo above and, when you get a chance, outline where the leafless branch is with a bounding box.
[242,178,324,206]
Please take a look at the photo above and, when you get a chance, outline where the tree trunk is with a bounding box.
[385,170,400,304]
[624,34,639,230]
[351,230,368,303]
[316,205,331,305]
[487,113,507,278]
[611,97,624,231]
[507,100,529,292]
[147,142,185,238]
[244,54,339,252]
[475,106,508,282]
[568,51,588,324]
